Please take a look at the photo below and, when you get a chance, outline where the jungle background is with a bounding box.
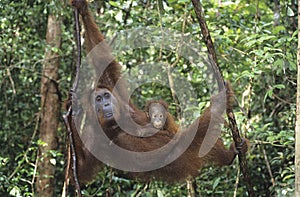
[0,0,297,196]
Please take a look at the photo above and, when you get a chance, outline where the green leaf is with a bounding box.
[292,30,298,38]
[272,25,285,34]
[257,35,276,43]
[178,0,189,3]
[273,59,283,68]
[157,190,164,197]
[9,186,21,197]
[37,139,47,147]
[288,61,296,71]
[274,84,285,89]
[243,4,257,14]
[213,177,221,190]
[264,88,273,102]
[51,47,59,53]
[287,6,294,16]
[109,1,119,7]
[115,11,123,22]
[50,158,56,165]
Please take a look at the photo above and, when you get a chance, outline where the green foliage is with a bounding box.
[0,0,72,195]
[0,0,297,196]
[203,1,296,196]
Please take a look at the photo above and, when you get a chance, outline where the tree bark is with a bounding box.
[295,1,300,195]
[36,14,62,196]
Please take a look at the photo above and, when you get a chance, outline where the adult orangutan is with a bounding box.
[67,0,249,185]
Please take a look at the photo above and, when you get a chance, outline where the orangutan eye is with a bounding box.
[95,95,103,102]
[104,92,110,99]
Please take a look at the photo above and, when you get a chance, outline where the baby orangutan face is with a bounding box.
[148,103,167,130]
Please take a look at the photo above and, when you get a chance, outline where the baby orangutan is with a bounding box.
[137,100,179,137]
[146,100,169,130]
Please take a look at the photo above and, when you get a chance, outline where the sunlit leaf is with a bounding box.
[287,6,294,16]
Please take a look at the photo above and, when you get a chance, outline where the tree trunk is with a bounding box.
[295,0,300,195]
[36,14,62,196]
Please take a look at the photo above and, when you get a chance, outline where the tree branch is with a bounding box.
[63,8,82,197]
[191,1,254,196]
